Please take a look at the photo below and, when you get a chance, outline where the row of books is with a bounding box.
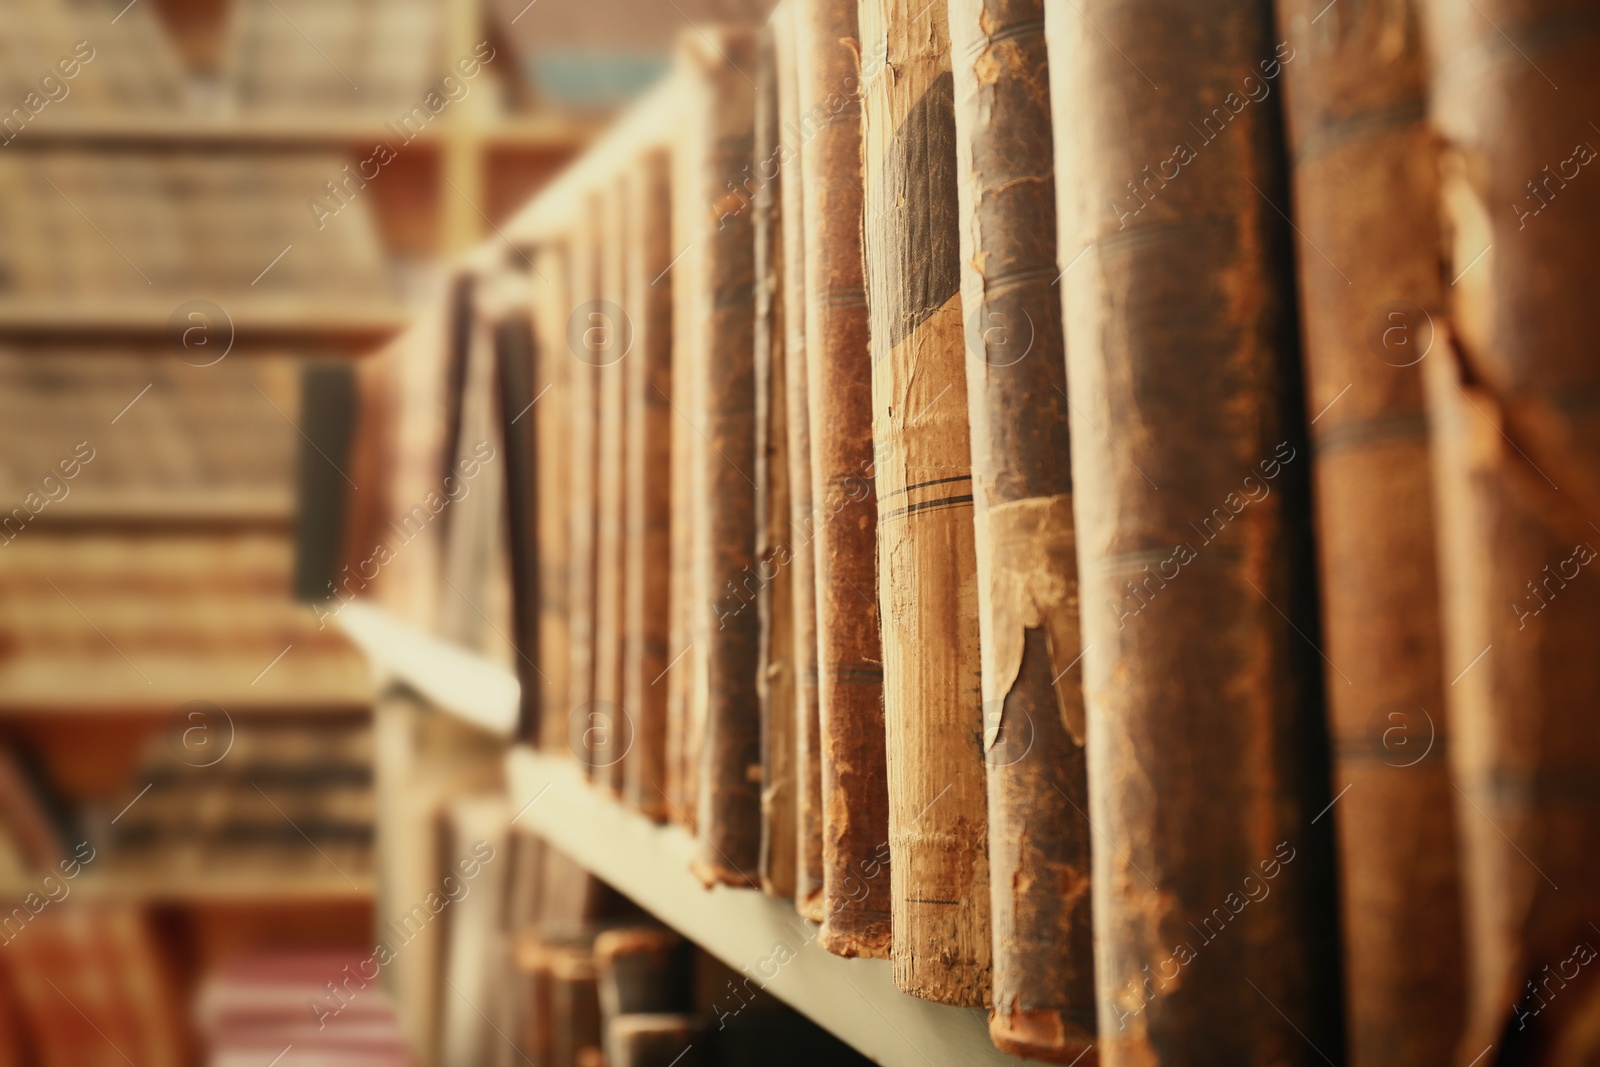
[340,0,1600,1063]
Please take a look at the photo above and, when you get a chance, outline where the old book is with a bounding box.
[770,0,827,921]
[858,0,991,1006]
[1045,0,1343,1058]
[792,0,892,959]
[534,241,574,751]
[549,946,603,1067]
[1273,1,1465,1062]
[1419,0,1600,1058]
[512,933,556,1067]
[592,177,633,791]
[622,150,676,822]
[593,927,691,1020]
[947,0,1095,1056]
[753,19,800,902]
[608,1015,705,1067]
[567,198,605,768]
[680,27,763,889]
[495,299,547,742]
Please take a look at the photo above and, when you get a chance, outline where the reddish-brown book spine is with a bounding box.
[566,199,604,768]
[623,149,676,822]
[948,0,1095,1056]
[1275,1,1465,1062]
[533,241,573,754]
[794,0,893,959]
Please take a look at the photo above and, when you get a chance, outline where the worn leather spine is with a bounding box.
[754,19,800,902]
[772,0,827,923]
[948,0,1095,1056]
[1419,0,1600,1059]
[1044,1,1344,1060]
[566,198,604,770]
[858,0,992,1007]
[794,0,893,959]
[1274,1,1465,1062]
[592,177,631,792]
[623,149,675,823]
[608,1016,705,1067]
[494,304,545,746]
[550,946,603,1067]
[683,28,763,889]
[533,242,573,754]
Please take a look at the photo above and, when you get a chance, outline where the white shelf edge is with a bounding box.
[336,601,519,737]
[505,746,1028,1067]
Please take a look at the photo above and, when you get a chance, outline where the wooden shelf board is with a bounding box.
[0,300,408,345]
[0,870,374,904]
[506,747,1030,1067]
[19,112,593,152]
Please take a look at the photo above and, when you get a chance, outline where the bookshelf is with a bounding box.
[338,604,1028,1067]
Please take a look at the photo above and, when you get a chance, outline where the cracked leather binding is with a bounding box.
[622,149,675,823]
[1045,0,1344,1058]
[1421,0,1600,1059]
[680,27,763,889]
[948,0,1095,1055]
[1275,1,1465,1062]
[859,0,993,1007]
[754,17,799,900]
[796,0,893,960]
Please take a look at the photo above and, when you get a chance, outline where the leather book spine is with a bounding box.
[623,149,676,823]
[1421,0,1600,1057]
[682,27,764,888]
[592,177,631,791]
[772,0,827,921]
[754,17,800,901]
[794,0,893,959]
[1275,1,1464,1061]
[1045,0,1343,1057]
[566,198,604,769]
[947,0,1095,1055]
[858,0,993,1006]
[533,242,573,754]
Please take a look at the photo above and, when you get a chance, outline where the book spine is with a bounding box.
[794,0,893,960]
[534,243,573,754]
[858,0,993,1006]
[772,0,827,922]
[947,0,1095,1055]
[566,200,605,769]
[1045,0,1343,1057]
[607,1016,705,1067]
[1275,1,1464,1062]
[1420,0,1600,1056]
[623,149,676,823]
[592,177,632,792]
[754,19,800,901]
[684,28,764,889]
[493,306,546,745]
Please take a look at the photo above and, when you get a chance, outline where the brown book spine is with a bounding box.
[593,178,632,791]
[550,946,603,1067]
[566,199,605,768]
[494,304,546,744]
[1275,2,1464,1062]
[534,242,573,753]
[947,0,1095,1056]
[593,927,690,1021]
[771,0,827,921]
[1046,0,1343,1058]
[683,28,763,889]
[623,149,676,822]
[1420,0,1600,1058]
[754,20,800,901]
[607,1015,705,1067]
[858,0,992,1006]
[794,0,893,959]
